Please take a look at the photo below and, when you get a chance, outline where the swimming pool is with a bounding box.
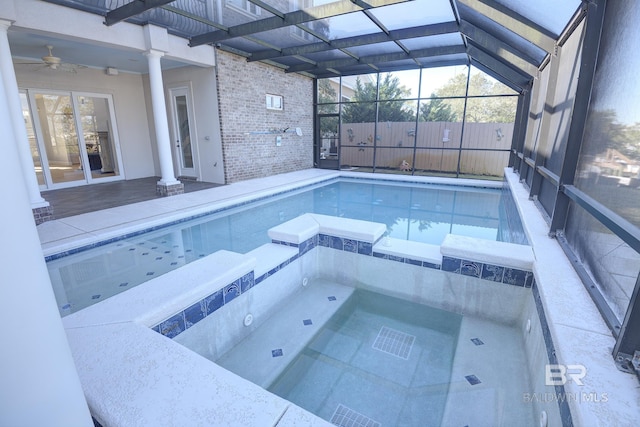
[58,169,638,427]
[163,210,557,426]
[47,178,527,315]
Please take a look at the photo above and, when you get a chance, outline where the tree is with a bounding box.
[317,79,338,114]
[432,72,517,123]
[342,74,415,123]
[420,94,458,122]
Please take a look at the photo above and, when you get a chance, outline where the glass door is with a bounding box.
[170,87,197,178]
[20,92,46,188]
[318,114,340,169]
[32,92,84,186]
[25,90,123,189]
[75,94,122,180]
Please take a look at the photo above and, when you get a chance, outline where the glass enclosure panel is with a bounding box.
[574,0,640,226]
[340,104,375,171]
[318,115,339,167]
[374,148,415,172]
[34,93,83,185]
[544,20,584,175]
[565,202,640,322]
[421,65,468,98]
[414,147,459,177]
[494,0,581,36]
[341,74,377,102]
[464,96,517,124]
[317,78,339,104]
[378,70,420,100]
[459,150,508,179]
[77,95,120,179]
[20,92,45,186]
[419,98,463,123]
[377,100,417,123]
[467,67,518,96]
[340,146,374,170]
[307,10,381,40]
[416,98,463,176]
[370,0,455,30]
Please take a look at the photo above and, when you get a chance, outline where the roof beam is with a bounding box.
[470,59,523,93]
[460,21,539,76]
[286,44,466,73]
[189,0,410,47]
[104,0,176,26]
[457,0,556,53]
[467,45,531,89]
[248,21,458,62]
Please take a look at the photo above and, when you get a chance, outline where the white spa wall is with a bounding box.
[0,62,93,425]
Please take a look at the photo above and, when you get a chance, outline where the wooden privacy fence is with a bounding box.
[338,121,514,176]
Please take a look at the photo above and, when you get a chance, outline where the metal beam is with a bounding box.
[467,45,531,89]
[249,21,458,62]
[190,0,410,47]
[460,20,539,76]
[285,45,466,73]
[510,87,531,170]
[105,0,176,26]
[469,59,523,94]
[311,56,468,78]
[457,0,557,53]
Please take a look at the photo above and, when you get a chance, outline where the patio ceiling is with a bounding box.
[42,0,585,93]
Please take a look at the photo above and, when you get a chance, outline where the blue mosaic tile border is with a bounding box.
[151,271,253,339]
[152,235,318,338]
[341,175,502,191]
[372,251,441,270]
[152,229,534,339]
[310,232,533,289]
[440,256,534,288]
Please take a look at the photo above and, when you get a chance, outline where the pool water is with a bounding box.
[268,290,462,427]
[47,178,527,315]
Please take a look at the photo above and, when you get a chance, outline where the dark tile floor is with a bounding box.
[42,177,221,219]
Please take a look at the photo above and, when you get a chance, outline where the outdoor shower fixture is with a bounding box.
[244,127,303,136]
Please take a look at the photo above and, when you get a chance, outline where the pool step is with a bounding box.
[215,279,354,389]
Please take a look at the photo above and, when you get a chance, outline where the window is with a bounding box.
[266,94,283,111]
[226,0,261,16]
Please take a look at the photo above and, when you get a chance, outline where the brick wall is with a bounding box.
[215,50,314,183]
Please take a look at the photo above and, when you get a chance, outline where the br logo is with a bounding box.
[545,364,586,386]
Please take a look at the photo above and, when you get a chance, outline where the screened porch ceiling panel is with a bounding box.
[41,0,585,92]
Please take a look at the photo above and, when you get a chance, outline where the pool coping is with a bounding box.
[45,167,640,426]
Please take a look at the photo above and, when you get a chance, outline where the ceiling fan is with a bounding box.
[15,45,87,73]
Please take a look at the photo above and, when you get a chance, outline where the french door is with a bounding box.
[21,90,124,189]
[169,87,197,178]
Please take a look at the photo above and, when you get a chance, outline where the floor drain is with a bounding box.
[330,404,381,427]
[372,326,415,360]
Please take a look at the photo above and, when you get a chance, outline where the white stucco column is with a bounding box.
[144,49,181,190]
[0,20,49,211]
[0,67,93,426]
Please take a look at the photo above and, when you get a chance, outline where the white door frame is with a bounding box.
[25,89,125,190]
[168,85,199,179]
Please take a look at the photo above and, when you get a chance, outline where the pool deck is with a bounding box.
[40,168,640,427]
